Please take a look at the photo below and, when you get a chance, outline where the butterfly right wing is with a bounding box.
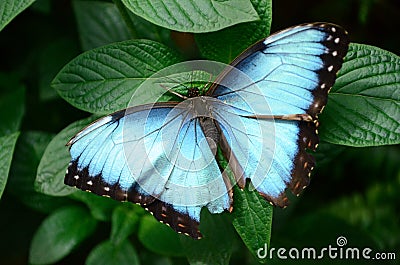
[210,23,349,206]
[65,103,231,238]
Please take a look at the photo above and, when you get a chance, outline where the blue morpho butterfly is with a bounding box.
[65,23,349,239]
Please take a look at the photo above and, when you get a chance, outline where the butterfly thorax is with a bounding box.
[187,87,200,97]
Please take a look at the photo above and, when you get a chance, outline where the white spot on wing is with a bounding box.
[74,175,79,180]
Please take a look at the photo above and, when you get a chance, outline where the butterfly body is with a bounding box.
[65,23,349,238]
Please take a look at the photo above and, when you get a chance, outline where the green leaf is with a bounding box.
[8,131,73,212]
[70,191,120,222]
[320,43,400,146]
[196,0,272,63]
[38,38,79,101]
[86,240,140,265]
[0,87,25,136]
[36,117,96,196]
[121,0,259,33]
[52,40,181,114]
[232,186,273,264]
[111,0,173,47]
[0,0,35,32]
[140,253,174,265]
[0,132,20,199]
[215,148,272,263]
[181,210,235,265]
[111,204,144,245]
[73,0,132,51]
[29,206,97,265]
[128,11,172,47]
[30,0,51,14]
[138,214,185,257]
[0,87,24,199]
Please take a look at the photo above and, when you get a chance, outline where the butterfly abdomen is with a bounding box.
[199,117,220,157]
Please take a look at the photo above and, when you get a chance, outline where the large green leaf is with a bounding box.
[73,0,171,50]
[86,240,140,265]
[138,214,186,257]
[52,40,181,114]
[36,117,96,196]
[121,0,259,33]
[0,0,35,32]
[196,0,272,63]
[0,87,25,199]
[70,191,120,222]
[127,10,172,47]
[0,132,20,199]
[29,206,97,264]
[320,43,400,146]
[181,210,235,265]
[8,131,72,212]
[111,204,144,245]
[73,1,132,51]
[232,186,273,264]
[215,149,272,263]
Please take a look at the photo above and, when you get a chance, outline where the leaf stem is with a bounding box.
[112,0,137,38]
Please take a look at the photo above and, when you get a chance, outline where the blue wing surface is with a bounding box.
[65,103,231,238]
[210,23,349,206]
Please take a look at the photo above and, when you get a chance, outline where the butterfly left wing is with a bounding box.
[65,103,231,238]
[209,23,349,206]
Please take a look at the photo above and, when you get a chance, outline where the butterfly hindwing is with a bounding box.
[210,23,349,206]
[65,103,231,238]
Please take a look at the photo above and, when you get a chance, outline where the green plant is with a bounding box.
[1,0,399,264]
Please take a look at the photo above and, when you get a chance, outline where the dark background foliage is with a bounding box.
[0,0,399,264]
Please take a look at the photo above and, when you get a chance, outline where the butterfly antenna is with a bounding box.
[145,67,188,100]
[159,83,188,99]
[203,72,214,94]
